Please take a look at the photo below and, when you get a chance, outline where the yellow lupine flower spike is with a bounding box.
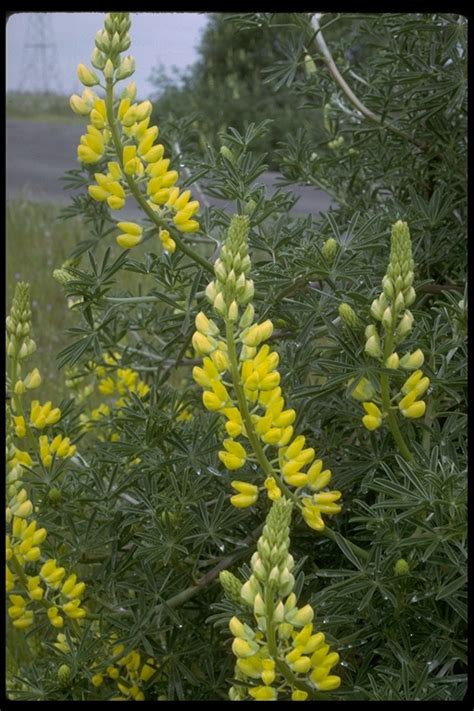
[225,499,341,700]
[6,281,89,637]
[191,215,341,531]
[346,220,432,459]
[71,12,202,254]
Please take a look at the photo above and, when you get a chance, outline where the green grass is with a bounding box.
[6,200,84,402]
[6,199,160,403]
[6,92,83,124]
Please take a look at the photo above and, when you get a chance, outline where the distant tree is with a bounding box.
[149,13,324,163]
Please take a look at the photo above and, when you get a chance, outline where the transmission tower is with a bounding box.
[19,13,63,94]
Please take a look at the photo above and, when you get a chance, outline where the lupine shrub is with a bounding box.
[6,12,467,702]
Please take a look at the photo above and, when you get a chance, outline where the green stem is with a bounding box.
[421,394,434,454]
[9,350,37,453]
[321,525,369,561]
[105,295,160,304]
[10,553,30,588]
[104,80,214,274]
[154,523,263,620]
[226,320,370,563]
[380,331,412,461]
[225,320,299,506]
[311,14,425,150]
[264,585,321,700]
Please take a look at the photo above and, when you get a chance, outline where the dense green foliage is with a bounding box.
[7,12,467,702]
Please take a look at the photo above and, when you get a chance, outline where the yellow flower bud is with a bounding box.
[103,58,115,79]
[292,690,309,701]
[116,233,142,249]
[77,64,99,87]
[365,334,381,358]
[40,559,57,579]
[286,435,306,460]
[176,219,199,233]
[140,659,156,682]
[231,480,258,496]
[230,493,258,508]
[32,528,47,545]
[291,656,312,673]
[69,94,90,115]
[116,221,141,236]
[14,416,26,438]
[292,604,314,627]
[14,380,26,395]
[249,686,277,701]
[362,402,382,418]
[159,229,176,253]
[362,415,380,430]
[202,390,226,411]
[135,100,152,121]
[398,389,418,411]
[77,145,101,164]
[231,637,257,658]
[25,547,41,562]
[314,676,341,691]
[385,353,400,369]
[285,473,309,488]
[264,477,282,500]
[88,185,109,201]
[400,349,424,370]
[400,400,426,418]
[401,369,423,393]
[413,376,430,398]
[219,452,245,470]
[229,616,247,638]
[143,145,164,163]
[15,500,33,518]
[13,612,35,629]
[61,574,77,596]
[242,320,274,347]
[195,311,213,336]
[192,331,216,355]
[223,439,246,458]
[107,196,125,210]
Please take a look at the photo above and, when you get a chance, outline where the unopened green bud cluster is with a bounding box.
[348,221,432,435]
[205,215,254,322]
[241,497,295,607]
[369,220,416,339]
[219,570,244,606]
[394,558,410,576]
[338,303,359,329]
[52,268,75,286]
[57,664,71,684]
[93,12,133,78]
[322,237,338,263]
[6,283,36,360]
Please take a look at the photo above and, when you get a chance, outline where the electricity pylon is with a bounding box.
[18,13,63,94]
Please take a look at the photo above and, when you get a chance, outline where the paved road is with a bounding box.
[6,119,333,219]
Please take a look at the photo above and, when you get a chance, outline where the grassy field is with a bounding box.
[6,199,160,403]
[6,200,85,401]
[6,92,83,124]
